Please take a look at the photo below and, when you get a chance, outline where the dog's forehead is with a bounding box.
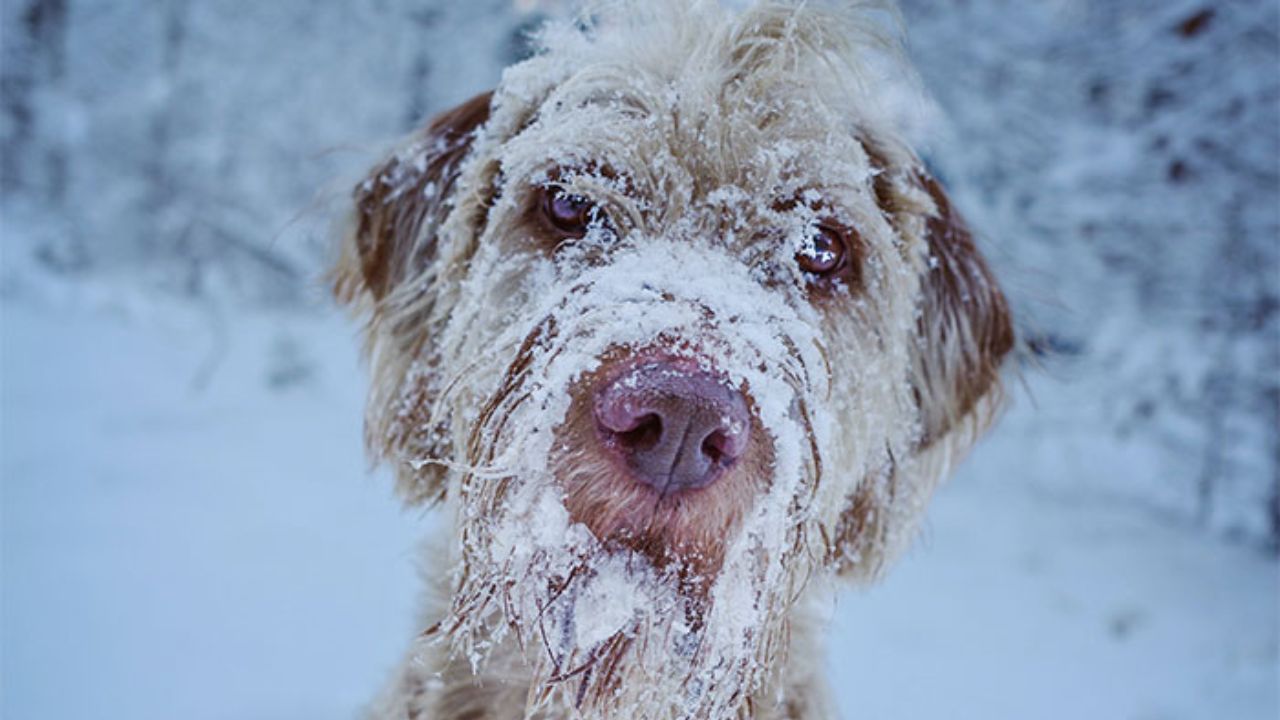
[500,74,878,225]
[487,0,914,205]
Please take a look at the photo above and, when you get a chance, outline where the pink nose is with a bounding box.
[594,360,751,493]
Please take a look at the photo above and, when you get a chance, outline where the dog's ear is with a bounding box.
[832,144,1013,580]
[332,91,494,506]
[905,171,1014,448]
[861,141,1013,448]
[333,90,494,304]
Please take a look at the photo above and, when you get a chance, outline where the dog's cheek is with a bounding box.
[810,328,920,581]
[440,223,558,362]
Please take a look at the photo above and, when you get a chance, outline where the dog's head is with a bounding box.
[334,1,1012,715]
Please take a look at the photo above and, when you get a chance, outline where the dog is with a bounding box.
[332,2,1013,717]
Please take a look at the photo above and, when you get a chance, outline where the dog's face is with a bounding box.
[334,2,1011,716]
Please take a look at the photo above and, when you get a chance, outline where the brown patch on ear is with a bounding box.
[912,172,1014,448]
[831,146,1013,580]
[333,90,494,303]
[331,91,494,507]
[864,140,1013,447]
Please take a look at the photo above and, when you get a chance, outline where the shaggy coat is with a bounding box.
[332,2,1013,718]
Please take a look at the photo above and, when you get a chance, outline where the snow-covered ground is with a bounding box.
[2,289,1275,719]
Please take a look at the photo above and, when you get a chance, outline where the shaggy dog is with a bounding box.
[332,2,1013,718]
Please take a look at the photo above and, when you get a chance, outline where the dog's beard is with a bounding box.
[422,240,895,717]
[442,385,820,719]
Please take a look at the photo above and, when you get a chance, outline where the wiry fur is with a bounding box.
[332,2,1013,718]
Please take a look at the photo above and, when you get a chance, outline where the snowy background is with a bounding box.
[2,1,1276,718]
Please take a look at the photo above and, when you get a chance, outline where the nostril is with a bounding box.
[701,429,729,465]
[614,413,663,452]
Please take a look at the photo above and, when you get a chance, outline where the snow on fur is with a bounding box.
[335,2,997,718]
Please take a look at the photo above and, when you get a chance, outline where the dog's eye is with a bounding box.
[796,222,848,275]
[542,187,599,238]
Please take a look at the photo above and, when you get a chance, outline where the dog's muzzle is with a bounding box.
[593,356,752,493]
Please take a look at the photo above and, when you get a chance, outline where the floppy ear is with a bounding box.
[907,171,1014,449]
[831,144,1013,580]
[332,91,494,505]
[333,90,494,304]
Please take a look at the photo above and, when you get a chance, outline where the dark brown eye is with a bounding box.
[542,187,598,238]
[796,222,848,275]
